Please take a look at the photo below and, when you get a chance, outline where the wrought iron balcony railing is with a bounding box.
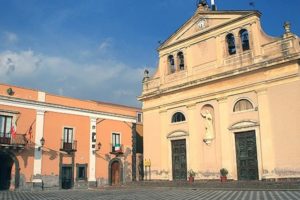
[110,144,124,155]
[60,140,77,153]
[0,134,27,150]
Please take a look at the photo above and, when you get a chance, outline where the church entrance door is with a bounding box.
[235,131,259,180]
[171,139,187,180]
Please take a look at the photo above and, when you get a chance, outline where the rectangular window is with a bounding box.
[137,112,142,123]
[112,133,121,152]
[64,127,73,143]
[112,133,120,146]
[76,164,87,181]
[0,115,12,138]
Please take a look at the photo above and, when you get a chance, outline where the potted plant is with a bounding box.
[188,169,196,183]
[220,168,228,182]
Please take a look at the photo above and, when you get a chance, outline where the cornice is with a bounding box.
[0,96,136,123]
[141,73,298,113]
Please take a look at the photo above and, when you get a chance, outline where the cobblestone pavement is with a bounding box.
[1,188,300,200]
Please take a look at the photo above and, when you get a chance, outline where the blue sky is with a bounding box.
[0,0,299,107]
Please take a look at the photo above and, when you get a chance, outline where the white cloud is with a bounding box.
[98,38,113,52]
[0,50,147,107]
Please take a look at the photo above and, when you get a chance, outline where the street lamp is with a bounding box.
[93,142,102,154]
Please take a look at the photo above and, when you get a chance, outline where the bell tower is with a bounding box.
[196,0,209,11]
[196,0,217,11]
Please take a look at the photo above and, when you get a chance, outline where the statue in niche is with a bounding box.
[201,109,215,144]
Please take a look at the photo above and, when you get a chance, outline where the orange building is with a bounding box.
[0,83,143,190]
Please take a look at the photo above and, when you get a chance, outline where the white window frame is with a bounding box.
[111,132,121,147]
[62,126,75,143]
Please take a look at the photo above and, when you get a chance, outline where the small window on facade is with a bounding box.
[137,112,143,123]
[0,115,12,138]
[240,29,250,51]
[234,99,254,112]
[112,133,121,152]
[226,33,236,55]
[76,164,87,180]
[168,55,175,74]
[64,127,73,143]
[171,112,186,123]
[177,52,185,70]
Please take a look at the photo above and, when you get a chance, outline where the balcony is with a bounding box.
[60,140,77,153]
[0,134,27,150]
[110,144,124,155]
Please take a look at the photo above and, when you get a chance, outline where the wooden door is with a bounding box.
[172,139,187,180]
[61,166,72,189]
[111,161,120,185]
[235,131,259,180]
[0,154,13,190]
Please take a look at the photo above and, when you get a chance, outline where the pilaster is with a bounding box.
[217,97,234,178]
[186,103,197,173]
[33,110,45,176]
[89,117,97,183]
[256,89,275,179]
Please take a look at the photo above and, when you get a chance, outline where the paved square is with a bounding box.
[1,188,300,200]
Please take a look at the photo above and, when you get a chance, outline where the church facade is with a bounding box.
[139,2,300,181]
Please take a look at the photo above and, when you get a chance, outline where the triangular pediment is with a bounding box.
[159,10,259,50]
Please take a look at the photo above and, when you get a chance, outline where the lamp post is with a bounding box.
[93,142,102,154]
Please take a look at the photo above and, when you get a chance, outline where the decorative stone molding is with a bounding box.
[167,130,189,139]
[228,120,259,130]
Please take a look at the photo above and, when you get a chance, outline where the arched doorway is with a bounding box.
[0,151,19,190]
[108,159,123,186]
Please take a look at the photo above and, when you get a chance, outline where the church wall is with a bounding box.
[268,80,300,178]
[143,110,163,180]
[188,38,217,68]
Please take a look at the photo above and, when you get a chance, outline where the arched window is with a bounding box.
[226,33,236,55]
[239,29,250,51]
[168,55,175,74]
[177,52,185,70]
[171,112,186,123]
[233,99,254,112]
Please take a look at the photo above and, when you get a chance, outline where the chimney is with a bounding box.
[211,0,216,11]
